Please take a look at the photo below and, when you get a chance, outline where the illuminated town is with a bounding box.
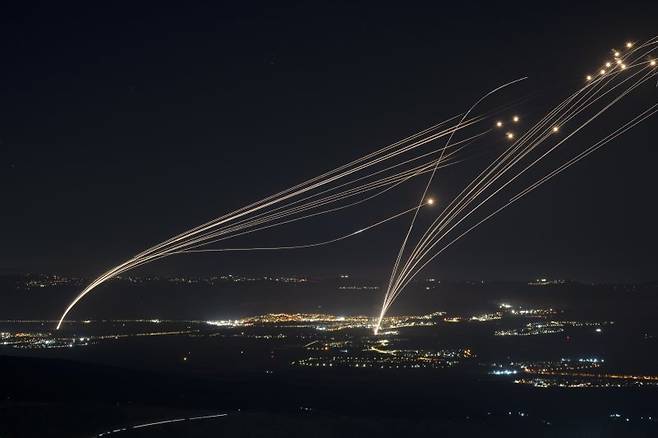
[3,297,656,391]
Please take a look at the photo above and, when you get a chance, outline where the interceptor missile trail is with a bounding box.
[55,112,495,329]
[374,37,658,333]
[177,202,433,254]
[56,36,657,331]
[382,77,527,328]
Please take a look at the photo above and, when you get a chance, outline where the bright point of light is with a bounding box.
[614,51,621,57]
[621,64,627,69]
[586,75,592,81]
[600,69,606,75]
[426,198,435,205]
[626,42,633,48]
[496,121,503,128]
[616,59,623,65]
[605,62,612,68]
[552,126,560,133]
[491,369,518,376]
[512,115,519,122]
[595,328,602,333]
[506,132,514,140]
[651,60,656,67]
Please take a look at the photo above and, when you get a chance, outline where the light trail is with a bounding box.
[382,77,527,329]
[374,37,658,333]
[56,108,498,328]
[56,37,657,333]
[380,70,657,327]
[95,413,228,437]
[385,104,658,303]
[177,202,431,254]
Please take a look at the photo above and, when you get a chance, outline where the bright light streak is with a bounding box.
[52,36,658,335]
[375,36,658,332]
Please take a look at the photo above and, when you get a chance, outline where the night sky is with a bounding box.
[2,1,658,282]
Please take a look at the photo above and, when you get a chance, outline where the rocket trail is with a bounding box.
[56,37,657,331]
[56,113,493,328]
[375,37,658,333]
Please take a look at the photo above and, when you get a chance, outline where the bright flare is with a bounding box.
[426,198,435,206]
[626,42,633,48]
[552,126,560,133]
[506,132,514,140]
[513,115,520,122]
[496,121,503,128]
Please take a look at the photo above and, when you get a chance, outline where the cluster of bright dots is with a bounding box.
[584,41,653,82]
[494,115,521,140]
[495,113,560,139]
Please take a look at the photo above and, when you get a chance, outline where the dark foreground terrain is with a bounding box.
[2,354,658,437]
[2,278,658,437]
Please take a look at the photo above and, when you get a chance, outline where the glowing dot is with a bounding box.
[605,62,612,68]
[506,132,514,140]
[614,51,620,57]
[621,64,627,69]
[586,75,592,81]
[512,115,519,122]
[552,126,560,133]
[600,69,606,75]
[626,42,633,48]
[616,59,622,65]
[496,121,503,128]
[426,198,435,206]
[651,60,656,67]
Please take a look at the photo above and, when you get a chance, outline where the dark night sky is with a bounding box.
[2,1,658,282]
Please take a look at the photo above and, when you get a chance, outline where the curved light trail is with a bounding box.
[56,37,658,332]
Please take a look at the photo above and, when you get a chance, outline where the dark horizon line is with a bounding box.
[2,271,658,287]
